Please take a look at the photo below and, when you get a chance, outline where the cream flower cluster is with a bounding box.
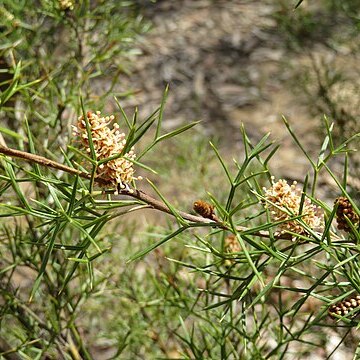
[224,234,241,267]
[73,111,142,192]
[59,0,74,11]
[263,177,323,236]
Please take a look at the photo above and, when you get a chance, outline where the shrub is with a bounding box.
[0,1,359,358]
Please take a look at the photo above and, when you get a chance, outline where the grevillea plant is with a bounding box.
[1,1,360,358]
[0,88,359,357]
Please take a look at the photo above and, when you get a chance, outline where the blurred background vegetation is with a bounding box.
[0,0,359,358]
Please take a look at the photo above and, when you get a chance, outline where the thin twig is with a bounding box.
[0,144,91,180]
[0,144,286,239]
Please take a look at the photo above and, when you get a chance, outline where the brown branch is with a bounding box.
[0,144,90,179]
[0,144,283,239]
[119,189,276,237]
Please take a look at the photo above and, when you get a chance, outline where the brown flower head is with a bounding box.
[334,196,359,233]
[73,111,142,192]
[328,295,360,319]
[193,200,216,220]
[262,177,323,236]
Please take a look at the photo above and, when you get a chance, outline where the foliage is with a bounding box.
[0,0,148,149]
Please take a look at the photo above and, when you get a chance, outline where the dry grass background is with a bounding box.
[100,0,360,205]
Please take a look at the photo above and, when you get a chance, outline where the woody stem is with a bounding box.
[0,144,284,239]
